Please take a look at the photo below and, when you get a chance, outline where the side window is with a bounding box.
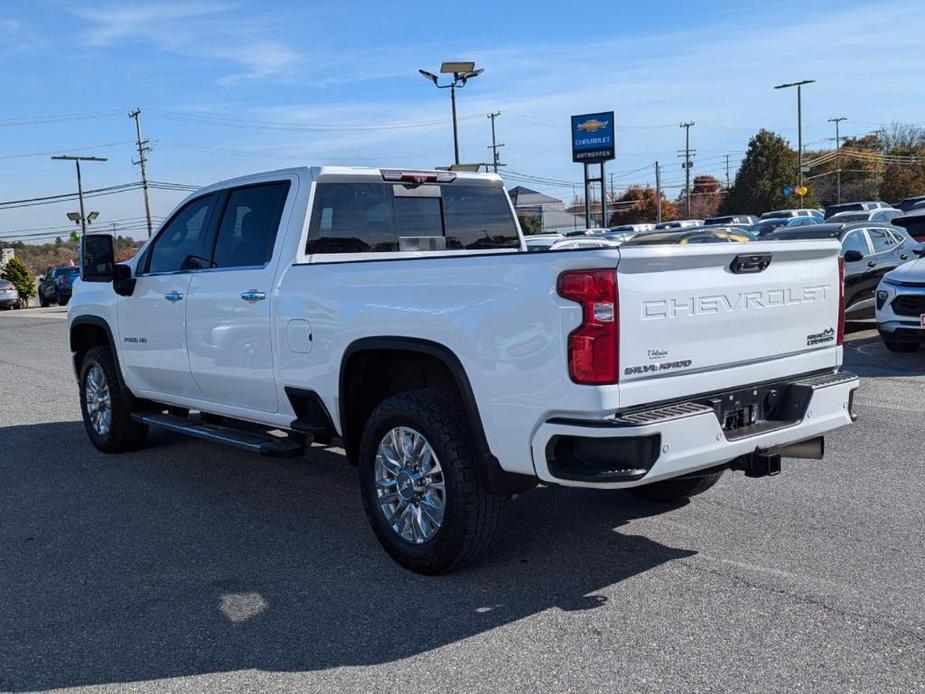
[841,230,869,257]
[307,183,397,254]
[147,194,216,274]
[211,182,291,269]
[868,227,897,254]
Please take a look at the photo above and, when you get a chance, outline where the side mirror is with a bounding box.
[80,234,115,282]
[113,264,135,297]
[843,249,864,263]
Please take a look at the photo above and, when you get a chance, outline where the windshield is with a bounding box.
[748,220,785,237]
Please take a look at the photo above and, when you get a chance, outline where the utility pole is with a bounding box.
[486,111,504,173]
[129,108,154,237]
[774,80,815,204]
[655,161,662,223]
[679,122,695,219]
[724,154,731,189]
[828,116,847,204]
[51,155,107,237]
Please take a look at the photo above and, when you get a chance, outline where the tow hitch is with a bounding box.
[731,436,825,478]
[732,450,781,478]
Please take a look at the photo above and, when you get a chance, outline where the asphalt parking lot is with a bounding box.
[1,307,923,693]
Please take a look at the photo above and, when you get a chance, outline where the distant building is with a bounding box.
[507,186,585,232]
[0,248,14,270]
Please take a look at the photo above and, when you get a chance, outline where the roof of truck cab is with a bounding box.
[190,166,503,195]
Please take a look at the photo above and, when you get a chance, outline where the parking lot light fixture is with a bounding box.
[419,62,484,166]
[51,155,108,237]
[773,80,815,202]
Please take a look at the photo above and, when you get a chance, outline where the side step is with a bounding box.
[132,412,304,458]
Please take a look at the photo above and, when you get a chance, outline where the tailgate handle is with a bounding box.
[730,253,772,274]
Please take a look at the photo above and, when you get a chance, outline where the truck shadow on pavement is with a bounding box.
[0,420,695,691]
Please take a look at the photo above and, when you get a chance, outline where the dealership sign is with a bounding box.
[571,112,615,163]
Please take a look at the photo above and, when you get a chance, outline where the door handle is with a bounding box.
[901,254,909,260]
[240,290,266,303]
[164,291,184,302]
[867,261,877,268]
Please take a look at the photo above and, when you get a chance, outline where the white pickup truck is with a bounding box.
[69,166,859,573]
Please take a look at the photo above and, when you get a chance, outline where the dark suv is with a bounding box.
[767,222,923,318]
[38,265,79,307]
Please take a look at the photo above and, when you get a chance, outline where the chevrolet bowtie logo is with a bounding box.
[577,118,608,133]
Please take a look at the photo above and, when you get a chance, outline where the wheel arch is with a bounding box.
[338,336,536,496]
[69,316,133,401]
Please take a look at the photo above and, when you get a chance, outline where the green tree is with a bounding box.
[722,130,813,214]
[1,256,35,301]
[517,214,543,235]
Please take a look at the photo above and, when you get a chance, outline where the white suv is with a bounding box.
[876,258,925,352]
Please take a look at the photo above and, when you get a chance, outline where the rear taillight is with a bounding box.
[557,269,619,385]
[837,255,845,346]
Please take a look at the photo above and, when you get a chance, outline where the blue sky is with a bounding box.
[1,0,923,241]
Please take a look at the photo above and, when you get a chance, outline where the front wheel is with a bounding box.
[79,346,148,453]
[358,390,502,574]
[39,293,48,307]
[630,470,724,503]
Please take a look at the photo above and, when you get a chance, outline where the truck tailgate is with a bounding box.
[615,240,842,408]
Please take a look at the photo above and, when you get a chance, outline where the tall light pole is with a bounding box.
[419,62,484,166]
[774,79,815,204]
[51,155,107,237]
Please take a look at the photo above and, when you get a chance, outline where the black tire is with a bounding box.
[38,293,48,307]
[57,292,69,306]
[883,336,918,353]
[358,389,503,574]
[78,346,148,453]
[630,470,724,503]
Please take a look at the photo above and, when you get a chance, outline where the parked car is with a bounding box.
[37,265,77,307]
[898,195,925,212]
[524,235,563,252]
[747,216,820,238]
[622,227,751,246]
[759,209,822,220]
[653,219,703,230]
[823,201,891,219]
[562,228,608,237]
[766,222,921,318]
[54,266,81,306]
[67,165,858,574]
[608,223,655,234]
[704,215,758,226]
[828,208,903,224]
[0,279,22,309]
[549,236,621,250]
[891,209,925,242]
[875,258,925,352]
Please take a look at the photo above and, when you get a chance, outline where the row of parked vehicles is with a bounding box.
[525,199,925,353]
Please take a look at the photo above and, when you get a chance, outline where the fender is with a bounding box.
[69,315,134,403]
[339,336,537,497]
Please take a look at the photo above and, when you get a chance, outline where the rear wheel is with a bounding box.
[79,346,148,453]
[630,470,724,503]
[39,293,48,308]
[358,390,502,574]
[883,335,919,353]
